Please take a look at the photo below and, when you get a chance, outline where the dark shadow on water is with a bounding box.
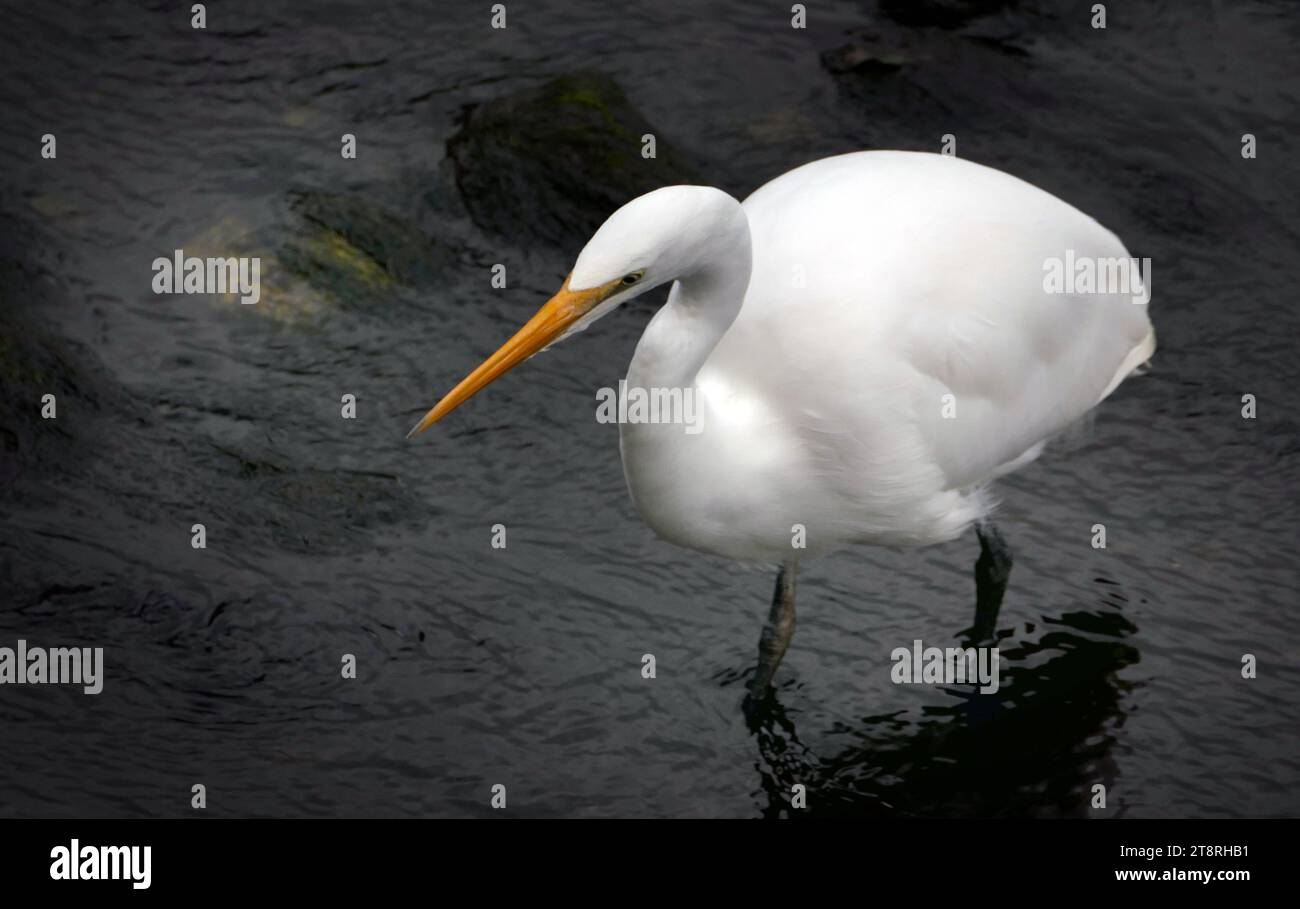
[746,597,1139,818]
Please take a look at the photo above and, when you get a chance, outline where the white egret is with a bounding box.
[409,150,1156,708]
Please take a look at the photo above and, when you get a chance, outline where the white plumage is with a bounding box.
[409,149,1156,700]
[592,151,1155,560]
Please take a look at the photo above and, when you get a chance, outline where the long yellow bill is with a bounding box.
[407,274,617,437]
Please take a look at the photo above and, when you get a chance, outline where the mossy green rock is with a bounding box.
[176,192,449,323]
[281,190,447,295]
[446,72,699,247]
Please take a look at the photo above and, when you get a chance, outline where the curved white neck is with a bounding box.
[615,205,753,555]
[627,215,752,391]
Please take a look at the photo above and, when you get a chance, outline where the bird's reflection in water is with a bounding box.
[742,581,1140,818]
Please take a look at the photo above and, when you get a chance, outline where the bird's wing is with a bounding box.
[735,150,1155,493]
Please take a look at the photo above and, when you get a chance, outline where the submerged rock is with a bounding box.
[823,5,1030,79]
[820,20,1033,150]
[282,189,448,290]
[177,215,323,323]
[446,72,699,248]
[821,37,916,75]
[879,0,1017,30]
[177,191,452,322]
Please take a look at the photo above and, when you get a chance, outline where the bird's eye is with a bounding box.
[621,272,642,286]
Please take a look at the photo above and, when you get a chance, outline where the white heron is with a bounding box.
[409,150,1155,709]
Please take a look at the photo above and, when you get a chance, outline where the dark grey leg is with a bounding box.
[971,519,1013,641]
[746,564,797,703]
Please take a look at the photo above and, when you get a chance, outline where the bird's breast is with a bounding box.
[615,390,822,562]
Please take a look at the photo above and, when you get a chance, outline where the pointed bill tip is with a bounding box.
[406,410,437,439]
[406,273,603,441]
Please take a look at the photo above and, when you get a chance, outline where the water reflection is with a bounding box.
[745,584,1139,818]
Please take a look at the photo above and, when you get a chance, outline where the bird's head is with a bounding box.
[407,185,740,437]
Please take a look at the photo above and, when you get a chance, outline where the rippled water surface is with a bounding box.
[1,0,1297,817]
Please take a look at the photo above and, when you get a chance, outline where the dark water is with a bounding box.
[1,0,1297,817]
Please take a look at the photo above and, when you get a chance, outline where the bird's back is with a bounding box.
[696,150,1154,545]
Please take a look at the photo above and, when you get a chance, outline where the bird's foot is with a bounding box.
[957,619,998,649]
[742,689,769,730]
